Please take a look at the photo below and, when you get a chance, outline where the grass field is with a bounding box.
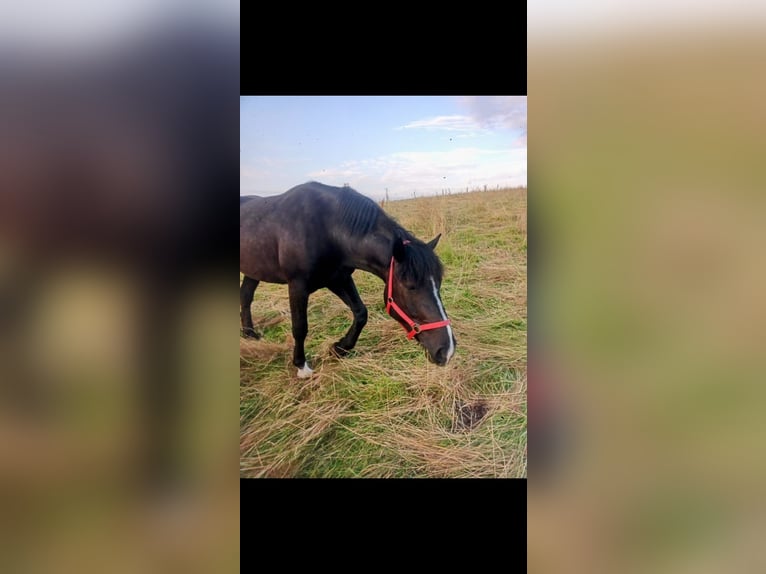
[240,187,527,477]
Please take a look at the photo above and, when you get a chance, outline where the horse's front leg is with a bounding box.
[287,279,313,378]
[327,273,367,357]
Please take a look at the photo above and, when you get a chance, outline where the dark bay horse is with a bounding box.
[0,26,238,488]
[240,182,456,378]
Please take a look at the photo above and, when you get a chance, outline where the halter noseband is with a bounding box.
[385,240,451,340]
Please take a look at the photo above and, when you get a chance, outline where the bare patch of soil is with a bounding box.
[452,400,489,432]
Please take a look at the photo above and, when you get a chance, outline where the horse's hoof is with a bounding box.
[296,363,314,379]
[242,328,260,339]
[331,343,350,358]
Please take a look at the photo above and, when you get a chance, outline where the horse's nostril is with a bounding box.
[433,347,449,366]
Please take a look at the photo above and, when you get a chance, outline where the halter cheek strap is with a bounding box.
[385,241,451,340]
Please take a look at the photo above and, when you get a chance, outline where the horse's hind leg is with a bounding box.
[287,279,313,378]
[327,274,368,358]
[240,276,260,338]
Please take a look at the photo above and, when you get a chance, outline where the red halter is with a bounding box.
[385,241,451,340]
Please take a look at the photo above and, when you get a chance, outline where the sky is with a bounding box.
[240,96,526,200]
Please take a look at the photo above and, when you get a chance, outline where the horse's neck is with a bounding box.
[345,226,397,281]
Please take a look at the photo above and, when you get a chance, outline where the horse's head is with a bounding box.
[385,234,457,366]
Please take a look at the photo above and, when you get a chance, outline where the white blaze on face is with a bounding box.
[430,276,455,363]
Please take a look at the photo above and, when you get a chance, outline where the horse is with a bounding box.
[240,181,457,378]
[0,25,239,487]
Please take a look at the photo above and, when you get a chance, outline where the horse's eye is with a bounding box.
[406,285,418,291]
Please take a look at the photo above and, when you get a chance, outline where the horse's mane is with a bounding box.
[395,236,445,287]
[335,185,382,237]
[318,182,445,286]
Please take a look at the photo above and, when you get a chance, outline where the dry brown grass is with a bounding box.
[240,187,527,477]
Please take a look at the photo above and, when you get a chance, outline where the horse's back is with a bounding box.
[239,182,378,283]
[239,193,280,221]
[240,183,340,225]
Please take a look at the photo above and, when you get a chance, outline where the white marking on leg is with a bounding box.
[430,276,455,363]
[297,362,314,379]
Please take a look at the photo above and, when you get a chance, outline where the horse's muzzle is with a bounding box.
[429,344,453,366]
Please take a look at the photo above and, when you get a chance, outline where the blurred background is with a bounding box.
[6,0,766,569]
[0,2,238,572]
[529,2,766,573]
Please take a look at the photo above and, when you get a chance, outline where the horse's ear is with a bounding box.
[392,237,407,262]
[426,234,442,250]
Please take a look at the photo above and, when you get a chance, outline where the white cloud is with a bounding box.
[399,97,527,137]
[308,147,526,200]
[460,96,527,133]
[398,115,480,132]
